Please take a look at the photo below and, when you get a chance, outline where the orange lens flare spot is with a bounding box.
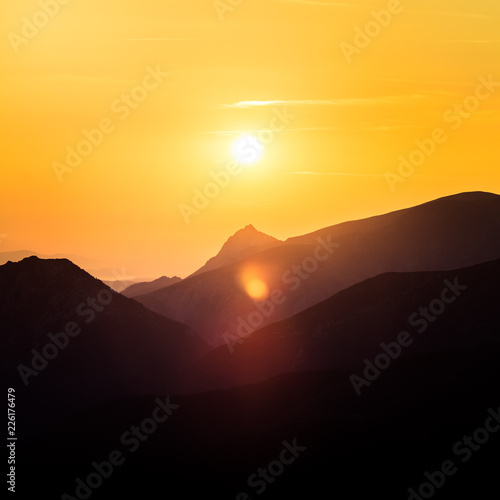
[244,278,269,301]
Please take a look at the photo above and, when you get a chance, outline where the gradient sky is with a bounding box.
[1,0,499,277]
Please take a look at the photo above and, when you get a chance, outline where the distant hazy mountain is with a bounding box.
[0,257,207,432]
[121,275,182,298]
[184,257,500,392]
[189,224,282,277]
[0,250,41,264]
[103,277,143,293]
[135,244,327,345]
[134,192,500,345]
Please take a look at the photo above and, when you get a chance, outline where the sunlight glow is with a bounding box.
[231,134,264,165]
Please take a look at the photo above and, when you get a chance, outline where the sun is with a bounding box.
[231,134,264,165]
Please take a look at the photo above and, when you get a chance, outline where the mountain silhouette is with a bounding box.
[285,191,500,271]
[121,275,182,298]
[5,193,500,499]
[0,250,129,282]
[134,192,500,345]
[183,257,500,392]
[17,251,500,498]
[189,224,282,277]
[0,256,207,434]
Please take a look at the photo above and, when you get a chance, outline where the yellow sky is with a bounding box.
[1,0,499,277]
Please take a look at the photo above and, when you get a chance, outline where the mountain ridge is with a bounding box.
[134,191,500,345]
[121,275,182,297]
[189,224,282,277]
[180,256,500,392]
[0,256,208,434]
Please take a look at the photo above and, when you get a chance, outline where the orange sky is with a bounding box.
[1,0,499,277]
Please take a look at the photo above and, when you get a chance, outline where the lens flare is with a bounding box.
[239,264,270,301]
[244,278,269,301]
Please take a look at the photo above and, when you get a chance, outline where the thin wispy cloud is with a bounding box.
[424,11,491,20]
[276,0,355,6]
[3,74,141,86]
[208,123,445,135]
[207,126,340,135]
[358,124,432,132]
[359,77,474,88]
[287,172,479,180]
[124,38,213,41]
[288,171,384,177]
[438,39,500,44]
[277,0,491,19]
[222,95,427,109]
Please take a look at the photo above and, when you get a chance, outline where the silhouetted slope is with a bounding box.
[136,243,330,345]
[0,250,126,282]
[287,191,500,271]
[121,275,182,298]
[8,252,500,499]
[0,257,207,433]
[189,224,282,277]
[20,346,500,499]
[183,257,500,392]
[135,192,500,345]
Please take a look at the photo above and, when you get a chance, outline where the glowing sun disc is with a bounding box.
[231,134,263,165]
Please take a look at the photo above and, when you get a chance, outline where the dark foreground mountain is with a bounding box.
[18,337,500,498]
[7,255,500,499]
[17,268,500,500]
[180,257,500,392]
[4,193,500,499]
[0,257,207,434]
[0,250,133,283]
[134,192,500,345]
